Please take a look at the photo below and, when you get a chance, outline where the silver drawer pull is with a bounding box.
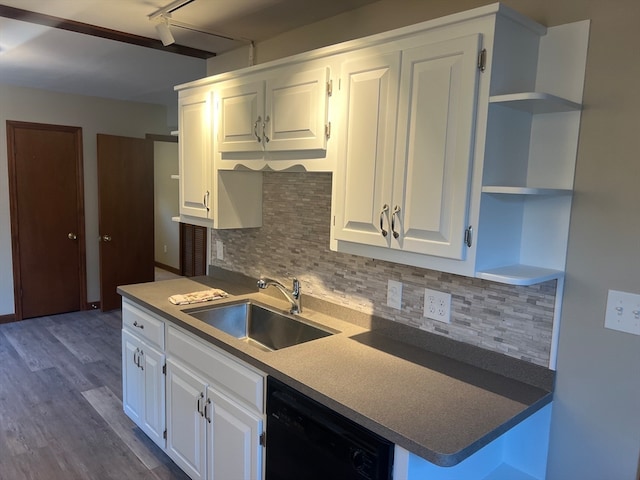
[133,321,144,329]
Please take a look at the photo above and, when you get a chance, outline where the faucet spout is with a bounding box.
[257,277,302,314]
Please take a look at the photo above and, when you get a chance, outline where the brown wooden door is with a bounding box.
[97,134,154,311]
[7,121,87,320]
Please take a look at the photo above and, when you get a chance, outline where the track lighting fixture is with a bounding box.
[154,14,175,46]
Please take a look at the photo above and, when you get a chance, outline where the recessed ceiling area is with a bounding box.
[0,0,381,122]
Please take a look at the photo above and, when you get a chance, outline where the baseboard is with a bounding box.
[155,261,180,275]
[0,313,17,324]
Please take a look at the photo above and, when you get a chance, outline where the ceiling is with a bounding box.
[0,0,380,121]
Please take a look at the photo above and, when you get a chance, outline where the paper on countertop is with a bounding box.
[168,288,229,305]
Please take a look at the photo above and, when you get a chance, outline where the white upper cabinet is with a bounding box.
[334,51,401,248]
[217,65,330,154]
[179,89,211,220]
[392,34,481,259]
[334,33,481,260]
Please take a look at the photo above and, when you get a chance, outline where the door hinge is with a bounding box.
[163,429,167,440]
[259,431,266,447]
[327,79,333,97]
[478,49,487,72]
[464,226,473,248]
[162,364,166,375]
[325,122,331,139]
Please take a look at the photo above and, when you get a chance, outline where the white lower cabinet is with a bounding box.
[166,359,208,479]
[121,300,265,480]
[121,305,166,449]
[165,326,265,480]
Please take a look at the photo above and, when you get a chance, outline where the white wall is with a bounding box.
[154,141,180,270]
[207,1,640,478]
[0,84,169,314]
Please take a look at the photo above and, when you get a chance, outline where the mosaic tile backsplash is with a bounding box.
[210,172,555,367]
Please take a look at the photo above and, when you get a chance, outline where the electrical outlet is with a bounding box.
[163,244,167,253]
[605,289,640,335]
[216,240,224,260]
[424,288,451,323]
[387,280,402,310]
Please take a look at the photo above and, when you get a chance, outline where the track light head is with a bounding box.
[155,15,175,46]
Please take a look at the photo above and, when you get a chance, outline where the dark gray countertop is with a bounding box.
[117,273,553,467]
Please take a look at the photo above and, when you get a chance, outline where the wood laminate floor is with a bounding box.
[0,309,190,480]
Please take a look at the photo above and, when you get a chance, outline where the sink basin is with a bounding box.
[185,301,335,351]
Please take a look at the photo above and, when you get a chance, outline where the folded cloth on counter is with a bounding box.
[168,288,229,305]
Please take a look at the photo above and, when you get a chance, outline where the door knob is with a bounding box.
[102,235,112,242]
[68,232,77,240]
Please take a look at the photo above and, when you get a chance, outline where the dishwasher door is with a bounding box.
[265,377,393,480]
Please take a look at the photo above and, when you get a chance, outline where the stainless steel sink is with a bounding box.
[185,301,335,351]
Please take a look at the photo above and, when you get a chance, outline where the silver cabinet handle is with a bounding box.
[102,234,112,242]
[263,115,270,144]
[197,392,204,416]
[254,116,262,142]
[204,190,210,212]
[138,350,144,371]
[204,398,212,423]
[132,321,144,330]
[133,349,139,367]
[68,232,77,240]
[391,205,401,239]
[380,204,389,237]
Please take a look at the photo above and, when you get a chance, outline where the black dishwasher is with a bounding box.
[266,377,394,480]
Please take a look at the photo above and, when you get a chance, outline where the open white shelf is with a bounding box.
[489,92,581,114]
[482,186,572,196]
[476,264,564,286]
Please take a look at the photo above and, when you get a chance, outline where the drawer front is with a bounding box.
[167,326,264,413]
[122,299,165,349]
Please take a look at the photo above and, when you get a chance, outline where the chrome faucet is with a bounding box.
[257,277,302,314]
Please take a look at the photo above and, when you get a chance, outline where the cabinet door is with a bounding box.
[265,66,329,151]
[218,80,264,153]
[179,91,211,219]
[122,330,143,425]
[393,34,481,259]
[207,388,263,480]
[122,330,166,449]
[333,51,401,247]
[166,359,208,480]
[140,344,166,448]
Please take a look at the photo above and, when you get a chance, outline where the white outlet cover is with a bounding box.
[424,288,451,323]
[387,280,402,310]
[605,289,640,335]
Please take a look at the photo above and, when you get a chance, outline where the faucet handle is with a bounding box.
[292,278,301,298]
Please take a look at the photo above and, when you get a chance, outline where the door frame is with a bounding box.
[6,120,88,320]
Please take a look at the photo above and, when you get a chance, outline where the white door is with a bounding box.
[140,344,166,449]
[207,388,263,480]
[122,330,143,425]
[179,90,211,219]
[333,51,401,247]
[217,80,265,153]
[392,34,481,259]
[166,359,208,480]
[265,66,330,151]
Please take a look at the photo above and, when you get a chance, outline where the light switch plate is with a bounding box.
[387,280,402,310]
[605,289,640,335]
